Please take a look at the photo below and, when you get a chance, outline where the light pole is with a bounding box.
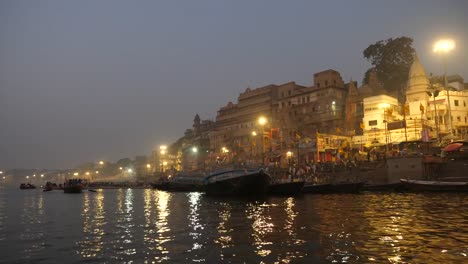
[251,131,257,164]
[159,145,167,173]
[286,151,293,167]
[434,39,455,136]
[258,116,267,166]
[427,88,440,141]
[146,164,151,184]
[379,103,390,152]
[192,146,198,171]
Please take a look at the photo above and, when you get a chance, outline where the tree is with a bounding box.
[363,37,415,101]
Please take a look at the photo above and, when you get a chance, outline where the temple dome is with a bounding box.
[406,53,429,93]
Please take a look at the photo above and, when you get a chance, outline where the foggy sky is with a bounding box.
[1,0,467,169]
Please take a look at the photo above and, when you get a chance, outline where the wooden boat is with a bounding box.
[268,181,305,196]
[399,179,468,192]
[63,184,83,193]
[63,179,84,193]
[302,181,364,194]
[43,182,62,192]
[19,183,36,189]
[203,169,270,196]
[151,174,205,192]
[362,182,403,192]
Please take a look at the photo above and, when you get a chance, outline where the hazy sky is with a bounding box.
[1,0,467,169]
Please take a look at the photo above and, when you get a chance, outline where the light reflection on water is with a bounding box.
[0,189,466,263]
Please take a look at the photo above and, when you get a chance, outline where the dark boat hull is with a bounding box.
[63,185,83,193]
[400,179,468,192]
[268,181,305,196]
[204,170,270,196]
[303,182,364,194]
[362,182,403,192]
[151,182,204,192]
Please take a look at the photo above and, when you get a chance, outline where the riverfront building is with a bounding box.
[167,54,467,171]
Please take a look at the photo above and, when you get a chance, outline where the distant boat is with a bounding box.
[302,181,364,194]
[399,179,468,192]
[63,179,84,193]
[151,174,205,192]
[19,183,36,190]
[268,181,305,196]
[362,182,403,192]
[43,182,62,192]
[203,169,270,196]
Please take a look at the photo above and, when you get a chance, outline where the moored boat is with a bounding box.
[362,182,403,192]
[302,181,364,194]
[63,179,84,193]
[19,183,36,190]
[268,181,305,196]
[203,169,270,196]
[43,182,62,192]
[399,179,468,192]
[151,174,205,192]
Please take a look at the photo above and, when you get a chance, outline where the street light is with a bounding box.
[427,88,440,141]
[379,103,390,152]
[434,38,455,136]
[286,151,293,167]
[258,116,268,166]
[99,161,104,165]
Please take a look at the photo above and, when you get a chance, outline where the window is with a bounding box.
[457,116,461,121]
[464,101,466,107]
[317,83,320,88]
[288,90,291,96]
[281,92,284,97]
[454,100,459,106]
[325,81,328,86]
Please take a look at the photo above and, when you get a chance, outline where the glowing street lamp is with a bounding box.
[192,147,198,153]
[287,151,293,166]
[250,131,258,162]
[40,174,44,178]
[258,116,268,166]
[434,38,455,136]
[99,161,104,165]
[160,145,167,155]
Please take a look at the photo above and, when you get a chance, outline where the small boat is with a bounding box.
[362,182,403,192]
[203,169,270,196]
[43,182,61,192]
[399,179,468,192]
[268,181,305,196]
[19,183,36,190]
[302,181,364,194]
[63,179,84,193]
[151,174,205,192]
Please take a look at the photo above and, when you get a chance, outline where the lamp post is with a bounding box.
[434,39,455,136]
[426,88,440,141]
[286,151,293,167]
[159,145,167,173]
[192,147,198,171]
[379,103,390,152]
[146,164,151,185]
[258,116,267,166]
[251,131,257,164]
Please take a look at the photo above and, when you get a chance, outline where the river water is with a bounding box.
[0,187,467,264]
